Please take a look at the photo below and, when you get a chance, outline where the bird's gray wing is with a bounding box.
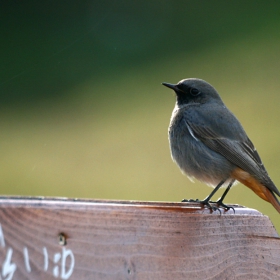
[186,119,280,196]
[187,122,262,172]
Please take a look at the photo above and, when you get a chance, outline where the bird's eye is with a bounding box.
[190,88,200,96]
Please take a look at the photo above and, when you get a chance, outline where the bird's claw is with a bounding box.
[182,198,221,213]
[200,199,221,213]
[181,198,200,202]
[215,199,235,213]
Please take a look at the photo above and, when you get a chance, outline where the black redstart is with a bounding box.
[162,78,280,213]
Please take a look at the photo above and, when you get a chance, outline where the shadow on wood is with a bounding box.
[0,197,279,279]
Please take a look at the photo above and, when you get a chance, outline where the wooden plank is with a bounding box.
[0,197,279,279]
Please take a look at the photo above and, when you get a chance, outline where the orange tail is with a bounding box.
[231,167,280,214]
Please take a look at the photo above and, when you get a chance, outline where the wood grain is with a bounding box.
[0,197,279,279]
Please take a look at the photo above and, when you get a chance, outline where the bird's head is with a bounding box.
[162,78,223,106]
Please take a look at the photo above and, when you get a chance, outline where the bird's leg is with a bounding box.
[182,179,226,212]
[214,179,235,212]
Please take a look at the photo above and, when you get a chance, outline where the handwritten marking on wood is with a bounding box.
[0,197,279,279]
[0,221,74,279]
[23,247,31,273]
[0,224,5,248]
[43,247,48,272]
[61,248,75,279]
[2,248,16,280]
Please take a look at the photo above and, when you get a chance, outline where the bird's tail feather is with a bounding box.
[263,187,280,214]
[231,167,280,213]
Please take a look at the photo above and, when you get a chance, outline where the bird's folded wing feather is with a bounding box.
[186,120,280,195]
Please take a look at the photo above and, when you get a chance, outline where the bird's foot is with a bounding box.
[181,198,199,202]
[213,199,235,213]
[182,198,221,213]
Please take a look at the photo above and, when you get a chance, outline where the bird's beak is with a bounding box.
[162,82,177,91]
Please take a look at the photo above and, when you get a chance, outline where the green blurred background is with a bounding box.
[1,1,280,231]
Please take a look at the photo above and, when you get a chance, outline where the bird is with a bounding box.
[162,78,280,213]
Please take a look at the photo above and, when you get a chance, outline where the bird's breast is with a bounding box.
[168,107,235,186]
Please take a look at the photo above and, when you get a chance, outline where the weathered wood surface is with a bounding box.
[0,197,279,280]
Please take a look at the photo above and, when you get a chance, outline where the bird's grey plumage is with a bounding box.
[165,78,280,197]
